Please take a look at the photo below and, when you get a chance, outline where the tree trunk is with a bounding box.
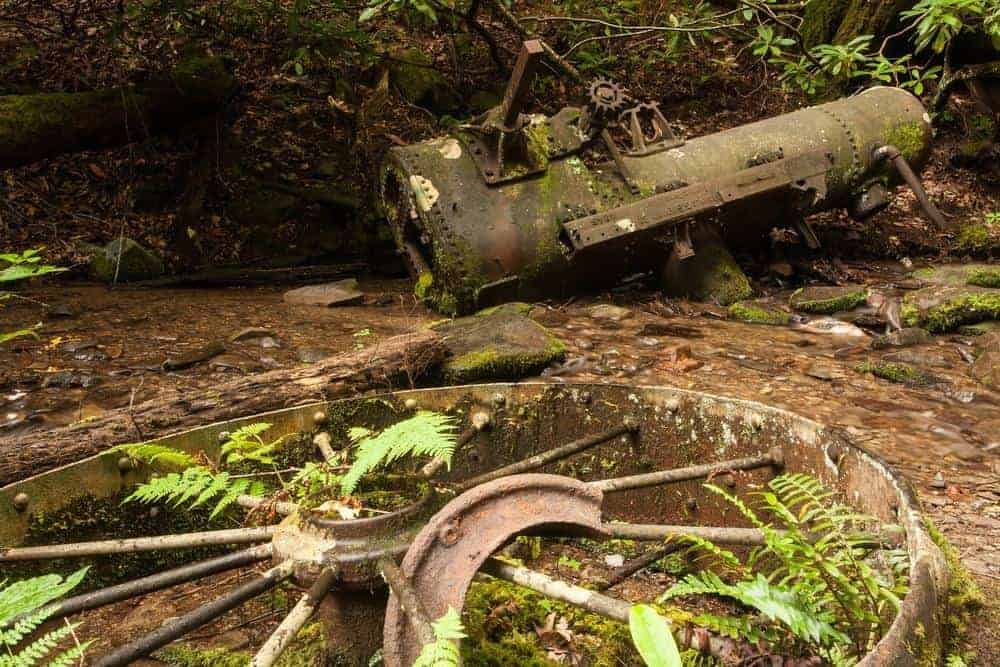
[0,330,447,486]
[801,0,916,48]
[0,56,236,170]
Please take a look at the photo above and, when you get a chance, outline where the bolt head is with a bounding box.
[149,506,161,518]
[217,430,230,443]
[491,393,506,407]
[578,391,592,404]
[404,398,418,410]
[12,492,29,512]
[118,456,133,473]
[471,411,491,431]
[313,411,327,425]
[439,521,461,546]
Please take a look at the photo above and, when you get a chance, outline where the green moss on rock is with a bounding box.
[789,285,869,314]
[661,241,753,306]
[156,622,329,666]
[953,219,998,255]
[926,522,984,654]
[967,267,1000,288]
[883,121,928,163]
[901,286,1000,332]
[855,360,932,385]
[728,300,791,325]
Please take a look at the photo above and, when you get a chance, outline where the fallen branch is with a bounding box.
[0,330,447,485]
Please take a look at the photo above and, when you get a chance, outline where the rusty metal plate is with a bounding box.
[382,473,607,667]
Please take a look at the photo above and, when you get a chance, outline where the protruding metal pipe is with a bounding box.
[10,544,273,625]
[92,560,294,667]
[591,448,781,494]
[457,419,638,492]
[379,557,436,647]
[0,526,278,561]
[602,523,768,545]
[313,431,337,463]
[874,144,946,229]
[597,541,684,591]
[252,568,336,667]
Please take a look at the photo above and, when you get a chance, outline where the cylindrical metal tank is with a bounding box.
[380,86,932,314]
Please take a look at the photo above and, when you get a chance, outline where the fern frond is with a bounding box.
[0,570,88,667]
[220,422,283,465]
[341,411,457,495]
[413,607,465,667]
[112,443,196,469]
[0,568,87,632]
[675,534,745,575]
[123,466,253,518]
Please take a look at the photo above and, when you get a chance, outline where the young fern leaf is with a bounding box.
[0,569,89,667]
[123,467,260,518]
[111,443,197,469]
[341,411,457,496]
[220,422,282,465]
[413,607,465,667]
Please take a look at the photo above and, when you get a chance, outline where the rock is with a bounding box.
[870,327,932,349]
[432,302,567,383]
[655,344,703,372]
[957,321,1000,336]
[948,441,984,461]
[588,304,633,322]
[971,349,1000,388]
[162,341,226,371]
[789,285,869,314]
[931,472,946,489]
[46,303,77,318]
[388,48,461,113]
[297,347,334,363]
[900,285,1000,332]
[660,234,752,306]
[727,300,790,325]
[912,263,1000,289]
[855,359,935,385]
[283,279,363,307]
[87,237,165,283]
[229,327,275,342]
[637,320,702,338]
[257,336,280,349]
[805,362,840,381]
[792,318,868,338]
[881,350,950,368]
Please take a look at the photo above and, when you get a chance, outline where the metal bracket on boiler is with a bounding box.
[560,152,832,254]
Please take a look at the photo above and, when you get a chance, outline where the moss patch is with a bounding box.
[883,120,928,163]
[661,241,753,306]
[926,521,984,655]
[789,285,869,314]
[855,360,933,385]
[728,300,791,325]
[967,267,1000,288]
[953,219,998,255]
[900,286,1000,333]
[156,622,329,666]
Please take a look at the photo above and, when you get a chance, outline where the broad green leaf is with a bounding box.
[629,605,682,667]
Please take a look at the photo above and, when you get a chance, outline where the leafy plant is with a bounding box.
[659,473,909,664]
[124,467,266,518]
[0,249,66,285]
[413,607,465,667]
[901,0,988,53]
[220,423,285,465]
[113,443,198,469]
[629,604,683,667]
[0,568,90,667]
[340,411,457,495]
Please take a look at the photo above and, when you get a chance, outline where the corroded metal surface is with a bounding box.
[382,473,606,667]
[381,86,932,314]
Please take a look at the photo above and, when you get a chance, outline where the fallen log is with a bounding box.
[0,330,447,486]
[0,55,235,170]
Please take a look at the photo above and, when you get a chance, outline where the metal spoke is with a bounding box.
[591,448,782,493]
[237,494,299,515]
[379,557,435,646]
[456,420,639,492]
[5,545,273,627]
[93,560,295,667]
[0,526,278,561]
[603,522,768,545]
[252,568,336,667]
[597,541,684,591]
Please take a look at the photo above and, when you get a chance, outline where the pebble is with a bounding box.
[931,472,947,489]
[637,337,660,347]
[229,327,275,342]
[588,304,633,322]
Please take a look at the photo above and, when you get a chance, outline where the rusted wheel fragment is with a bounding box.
[382,473,606,667]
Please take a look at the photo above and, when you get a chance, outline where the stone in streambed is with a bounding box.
[432,302,567,383]
[87,237,165,283]
[900,285,1000,332]
[789,285,869,314]
[971,331,1000,389]
[283,279,363,307]
[727,300,790,325]
[870,327,932,349]
[913,263,1000,289]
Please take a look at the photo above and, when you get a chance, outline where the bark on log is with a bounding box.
[0,56,236,169]
[800,0,915,48]
[0,330,447,486]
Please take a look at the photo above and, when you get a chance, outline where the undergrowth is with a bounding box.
[0,568,90,666]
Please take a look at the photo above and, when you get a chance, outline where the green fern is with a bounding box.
[220,423,284,465]
[124,468,265,518]
[112,443,197,469]
[341,411,457,496]
[413,607,465,667]
[0,568,91,667]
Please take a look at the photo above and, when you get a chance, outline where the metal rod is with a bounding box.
[10,545,273,626]
[597,541,684,591]
[252,568,336,667]
[379,557,436,647]
[92,560,294,667]
[874,144,946,229]
[602,523,768,545]
[313,431,337,463]
[500,40,545,129]
[0,526,278,561]
[421,411,491,479]
[591,448,781,493]
[457,419,638,492]
[237,495,299,515]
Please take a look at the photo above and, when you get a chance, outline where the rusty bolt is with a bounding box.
[12,492,29,512]
[313,410,327,425]
[578,391,592,404]
[471,411,492,432]
[404,398,418,410]
[118,456,134,473]
[217,430,230,443]
[491,393,506,407]
[438,521,461,547]
[149,506,160,518]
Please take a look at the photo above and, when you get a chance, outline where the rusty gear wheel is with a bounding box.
[582,77,627,135]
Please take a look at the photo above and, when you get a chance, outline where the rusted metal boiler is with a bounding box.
[380,41,940,314]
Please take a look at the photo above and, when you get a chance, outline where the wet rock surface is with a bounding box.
[86,237,165,283]
[789,284,869,313]
[282,278,364,307]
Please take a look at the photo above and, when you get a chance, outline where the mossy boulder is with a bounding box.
[388,48,461,113]
[660,239,753,306]
[952,217,998,254]
[432,302,567,383]
[789,285,869,314]
[971,331,1000,388]
[855,359,935,386]
[728,300,791,325]
[900,285,1000,332]
[87,237,165,283]
[912,263,1000,288]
